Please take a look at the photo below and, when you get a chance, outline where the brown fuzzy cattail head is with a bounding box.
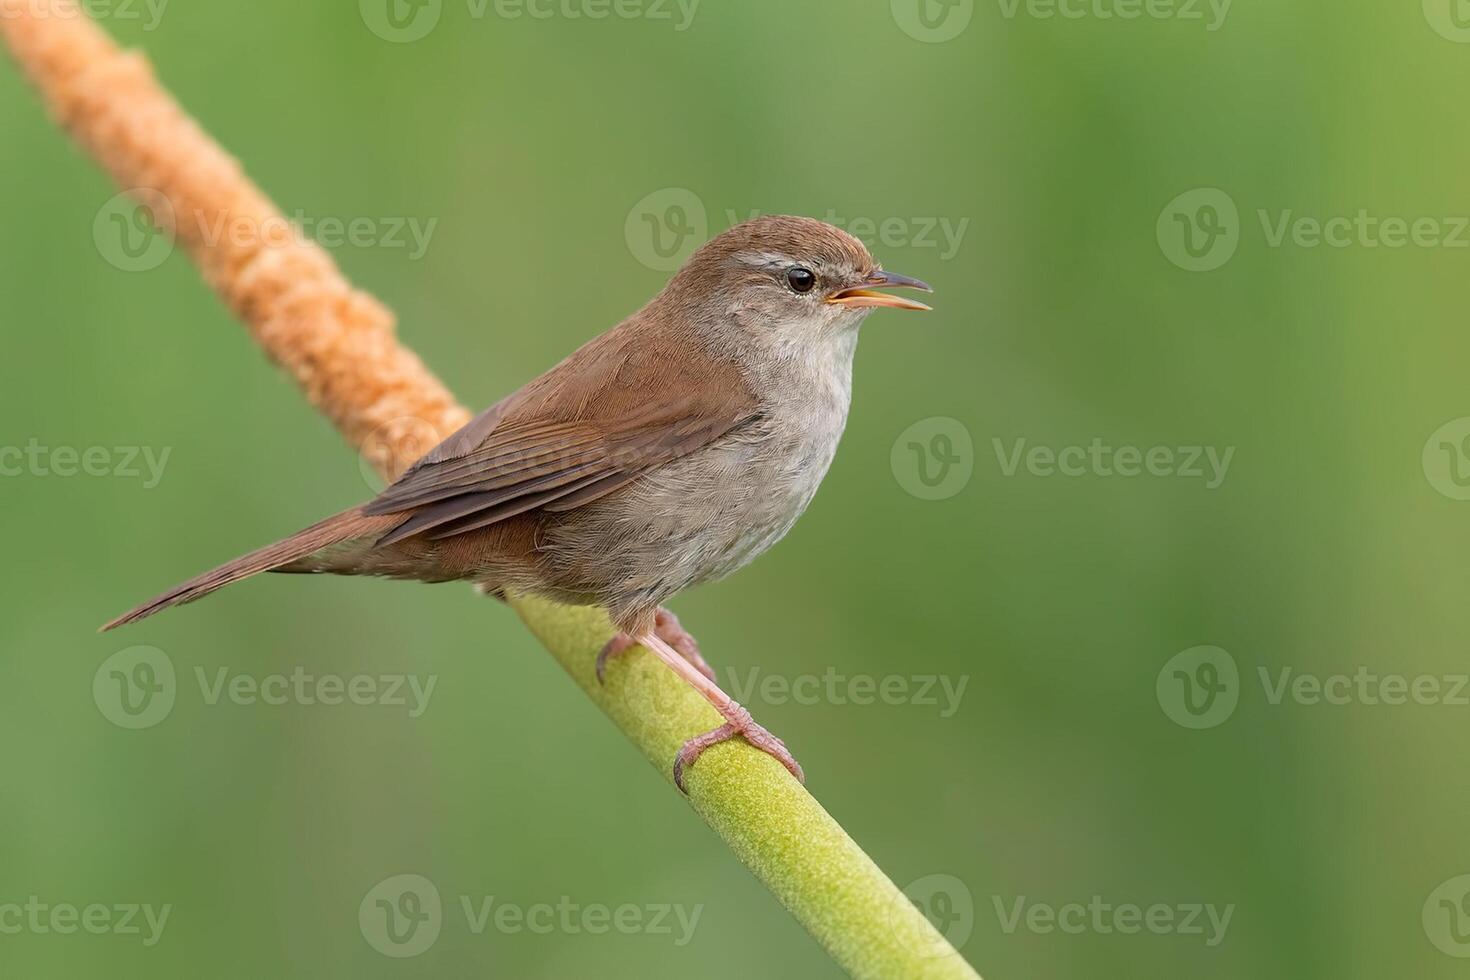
[0,0,471,481]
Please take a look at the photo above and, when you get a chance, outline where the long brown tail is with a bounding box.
[100,506,399,632]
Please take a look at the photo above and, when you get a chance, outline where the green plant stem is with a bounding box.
[514,596,980,979]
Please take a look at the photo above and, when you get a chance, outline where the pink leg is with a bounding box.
[597,608,715,684]
[633,632,804,794]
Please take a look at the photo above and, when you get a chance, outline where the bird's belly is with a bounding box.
[535,420,842,608]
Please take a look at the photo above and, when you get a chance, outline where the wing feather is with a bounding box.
[364,320,758,543]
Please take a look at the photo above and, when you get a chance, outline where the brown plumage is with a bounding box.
[102,215,933,788]
[101,294,759,633]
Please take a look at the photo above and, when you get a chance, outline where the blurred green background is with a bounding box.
[4,0,1470,977]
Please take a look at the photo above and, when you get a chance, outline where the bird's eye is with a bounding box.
[786,267,817,294]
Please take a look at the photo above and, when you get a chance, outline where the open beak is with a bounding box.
[826,270,934,312]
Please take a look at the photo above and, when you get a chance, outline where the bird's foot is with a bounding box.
[603,626,803,794]
[597,607,715,684]
[673,702,804,793]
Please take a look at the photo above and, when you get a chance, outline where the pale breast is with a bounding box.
[533,338,856,617]
[677,407,845,584]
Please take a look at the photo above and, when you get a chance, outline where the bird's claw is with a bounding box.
[673,703,805,793]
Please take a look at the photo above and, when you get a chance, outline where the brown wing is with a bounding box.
[364,319,758,546]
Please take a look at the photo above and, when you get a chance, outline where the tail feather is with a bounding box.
[100,506,400,632]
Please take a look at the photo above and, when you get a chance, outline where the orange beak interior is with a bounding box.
[826,270,934,312]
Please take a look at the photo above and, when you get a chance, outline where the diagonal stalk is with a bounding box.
[0,4,981,976]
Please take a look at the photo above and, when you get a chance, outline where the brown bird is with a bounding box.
[103,215,933,789]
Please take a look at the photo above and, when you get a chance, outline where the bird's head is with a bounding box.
[656,215,932,355]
